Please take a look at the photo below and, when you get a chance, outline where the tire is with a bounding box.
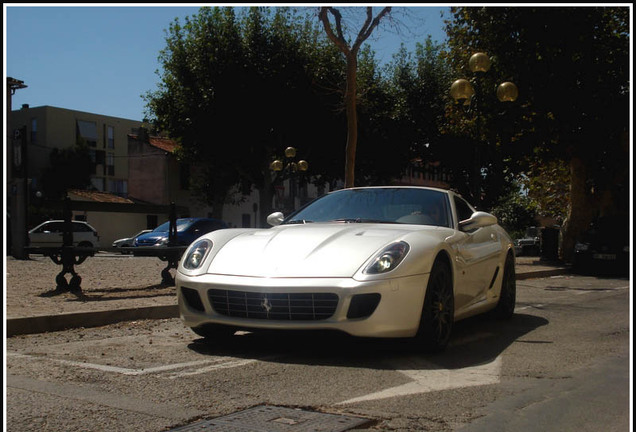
[493,253,516,320]
[192,324,236,340]
[415,259,454,353]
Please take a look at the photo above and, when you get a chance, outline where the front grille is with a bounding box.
[208,289,339,321]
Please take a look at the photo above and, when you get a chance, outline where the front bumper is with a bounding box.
[176,272,429,338]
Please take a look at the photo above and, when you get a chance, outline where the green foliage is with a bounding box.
[144,7,347,210]
[444,6,630,210]
[490,182,537,238]
[39,141,93,201]
[520,158,570,224]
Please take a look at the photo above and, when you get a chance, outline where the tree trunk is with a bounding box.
[561,155,596,262]
[344,53,358,189]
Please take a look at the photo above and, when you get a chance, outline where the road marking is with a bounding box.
[166,358,258,378]
[515,304,545,312]
[6,351,253,376]
[338,355,502,404]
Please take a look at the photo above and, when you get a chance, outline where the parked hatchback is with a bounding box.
[28,220,100,248]
[134,218,228,247]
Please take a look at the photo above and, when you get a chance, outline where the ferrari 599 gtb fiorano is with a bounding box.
[176,186,516,352]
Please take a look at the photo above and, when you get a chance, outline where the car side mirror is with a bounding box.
[459,211,497,232]
[267,212,285,226]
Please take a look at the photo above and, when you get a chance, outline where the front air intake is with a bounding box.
[208,289,338,321]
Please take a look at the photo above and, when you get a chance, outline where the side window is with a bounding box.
[44,222,63,233]
[199,221,217,232]
[73,223,91,232]
[454,196,474,223]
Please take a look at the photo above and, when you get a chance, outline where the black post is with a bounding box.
[62,195,73,247]
[168,202,177,247]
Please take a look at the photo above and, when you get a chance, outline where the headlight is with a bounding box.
[183,239,212,270]
[157,237,170,246]
[364,241,410,274]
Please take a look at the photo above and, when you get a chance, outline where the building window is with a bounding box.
[88,149,96,174]
[106,125,114,149]
[31,118,37,144]
[108,179,127,197]
[91,177,104,191]
[106,153,115,176]
[77,120,98,147]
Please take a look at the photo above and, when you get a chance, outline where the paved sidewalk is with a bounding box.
[5,255,569,337]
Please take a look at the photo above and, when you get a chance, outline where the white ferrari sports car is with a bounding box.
[176,186,516,351]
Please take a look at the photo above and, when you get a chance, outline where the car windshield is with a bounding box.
[153,219,195,233]
[284,188,452,228]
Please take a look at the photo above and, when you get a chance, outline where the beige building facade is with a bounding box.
[10,105,143,198]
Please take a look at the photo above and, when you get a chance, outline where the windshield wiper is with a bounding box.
[285,219,314,225]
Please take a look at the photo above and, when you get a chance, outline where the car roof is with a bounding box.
[39,220,90,224]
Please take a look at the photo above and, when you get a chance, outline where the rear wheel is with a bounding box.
[493,253,516,319]
[415,259,454,353]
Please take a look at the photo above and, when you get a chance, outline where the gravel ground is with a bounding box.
[5,253,561,320]
[5,253,178,319]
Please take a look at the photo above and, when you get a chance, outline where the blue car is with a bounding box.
[134,218,228,247]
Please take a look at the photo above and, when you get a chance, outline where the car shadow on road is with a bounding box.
[186,313,549,371]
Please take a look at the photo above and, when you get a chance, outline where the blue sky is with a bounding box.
[4,4,450,121]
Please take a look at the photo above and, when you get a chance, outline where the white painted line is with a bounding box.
[338,355,502,404]
[7,352,252,376]
[515,304,544,312]
[167,358,258,378]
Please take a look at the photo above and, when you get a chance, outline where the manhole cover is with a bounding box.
[169,405,372,432]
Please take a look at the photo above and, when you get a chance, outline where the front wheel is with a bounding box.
[493,254,516,320]
[414,260,454,353]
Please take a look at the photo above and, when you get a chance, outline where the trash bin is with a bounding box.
[541,226,560,261]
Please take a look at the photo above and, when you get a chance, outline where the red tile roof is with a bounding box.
[67,189,135,204]
[128,134,178,153]
[148,136,178,153]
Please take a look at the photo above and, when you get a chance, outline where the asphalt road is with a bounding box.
[5,274,631,432]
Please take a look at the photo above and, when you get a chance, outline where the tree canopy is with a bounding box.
[144,6,630,260]
[444,6,630,258]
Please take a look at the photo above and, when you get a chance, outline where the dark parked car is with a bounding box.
[112,229,152,253]
[572,215,629,276]
[514,226,541,256]
[134,218,228,247]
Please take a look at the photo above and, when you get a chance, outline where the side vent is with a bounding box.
[488,267,500,290]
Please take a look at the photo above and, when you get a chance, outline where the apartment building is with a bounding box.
[10,105,143,197]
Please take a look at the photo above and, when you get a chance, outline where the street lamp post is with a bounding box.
[269,147,309,214]
[450,53,518,206]
[7,77,29,259]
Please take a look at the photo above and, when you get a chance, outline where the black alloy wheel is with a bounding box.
[416,259,454,353]
[493,253,516,320]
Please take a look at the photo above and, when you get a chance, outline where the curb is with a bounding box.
[7,269,570,337]
[7,305,179,337]
[516,268,570,280]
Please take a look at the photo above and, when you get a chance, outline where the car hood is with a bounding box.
[206,223,441,278]
[136,234,166,245]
